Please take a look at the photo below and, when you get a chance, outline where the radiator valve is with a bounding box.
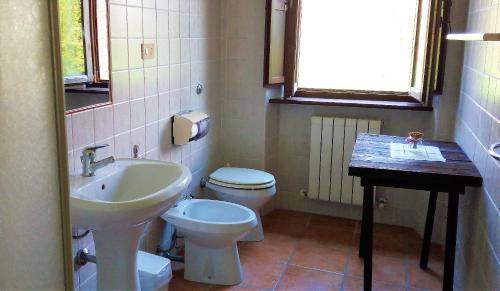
[376,197,388,209]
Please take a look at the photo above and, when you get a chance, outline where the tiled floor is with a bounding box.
[169,209,444,291]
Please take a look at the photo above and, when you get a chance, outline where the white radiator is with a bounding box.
[308,117,381,205]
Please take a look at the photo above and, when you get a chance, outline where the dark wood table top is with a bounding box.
[349,134,482,187]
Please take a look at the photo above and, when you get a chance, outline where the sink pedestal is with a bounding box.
[93,223,147,290]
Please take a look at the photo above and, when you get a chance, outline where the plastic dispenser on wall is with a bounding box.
[172,111,210,145]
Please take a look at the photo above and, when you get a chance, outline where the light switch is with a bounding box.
[141,43,155,59]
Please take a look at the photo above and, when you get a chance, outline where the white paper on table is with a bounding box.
[390,143,446,162]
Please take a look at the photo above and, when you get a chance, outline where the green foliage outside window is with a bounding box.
[59,0,86,77]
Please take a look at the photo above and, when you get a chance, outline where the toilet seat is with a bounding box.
[208,167,275,190]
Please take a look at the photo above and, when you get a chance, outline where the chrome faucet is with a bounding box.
[80,144,115,177]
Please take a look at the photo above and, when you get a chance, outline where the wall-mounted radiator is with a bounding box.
[308,117,381,205]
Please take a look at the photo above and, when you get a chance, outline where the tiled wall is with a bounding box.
[219,0,280,178]
[65,0,222,288]
[453,0,500,288]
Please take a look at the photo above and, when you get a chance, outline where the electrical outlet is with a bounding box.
[141,43,155,59]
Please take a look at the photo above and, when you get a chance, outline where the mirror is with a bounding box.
[59,0,112,113]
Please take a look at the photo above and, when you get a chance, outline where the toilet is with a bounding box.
[161,199,257,285]
[205,167,276,241]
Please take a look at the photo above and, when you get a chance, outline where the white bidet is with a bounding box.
[161,199,257,285]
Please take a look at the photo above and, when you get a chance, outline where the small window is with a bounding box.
[283,0,447,107]
[58,0,110,84]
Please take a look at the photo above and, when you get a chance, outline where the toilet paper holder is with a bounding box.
[172,111,210,145]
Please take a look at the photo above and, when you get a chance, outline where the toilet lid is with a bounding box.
[209,167,275,187]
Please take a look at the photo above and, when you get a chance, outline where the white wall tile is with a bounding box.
[112,71,130,103]
[170,64,181,90]
[180,0,189,13]
[129,69,145,100]
[110,4,128,38]
[158,92,170,119]
[111,39,129,71]
[72,110,94,148]
[143,0,156,9]
[144,67,159,96]
[113,102,131,134]
[127,6,143,38]
[157,39,170,66]
[157,0,169,10]
[94,106,114,141]
[114,131,132,158]
[158,66,170,93]
[180,38,190,63]
[169,11,180,38]
[145,95,159,123]
[169,0,180,11]
[146,122,159,151]
[157,10,169,38]
[130,98,146,129]
[169,38,181,64]
[180,13,190,38]
[143,8,157,38]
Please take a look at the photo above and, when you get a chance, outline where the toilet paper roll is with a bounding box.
[191,124,199,138]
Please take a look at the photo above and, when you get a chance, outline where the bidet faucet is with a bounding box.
[80,144,115,177]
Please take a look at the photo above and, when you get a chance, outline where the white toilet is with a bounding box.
[161,199,257,285]
[205,167,276,241]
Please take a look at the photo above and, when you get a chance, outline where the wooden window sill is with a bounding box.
[269,97,433,111]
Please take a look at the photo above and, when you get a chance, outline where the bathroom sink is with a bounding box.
[70,159,192,229]
[69,159,192,290]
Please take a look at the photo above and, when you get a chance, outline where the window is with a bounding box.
[58,0,110,84]
[283,0,447,107]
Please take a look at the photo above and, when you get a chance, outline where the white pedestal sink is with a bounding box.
[70,159,191,290]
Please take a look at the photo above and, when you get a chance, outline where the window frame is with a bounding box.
[283,0,448,108]
[88,0,110,84]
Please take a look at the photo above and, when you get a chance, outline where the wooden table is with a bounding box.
[348,134,482,291]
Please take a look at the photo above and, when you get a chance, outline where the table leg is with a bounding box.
[420,191,438,269]
[362,183,374,291]
[359,201,366,258]
[443,192,459,291]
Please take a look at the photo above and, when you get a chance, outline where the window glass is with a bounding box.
[59,0,86,77]
[297,0,419,92]
[96,0,109,81]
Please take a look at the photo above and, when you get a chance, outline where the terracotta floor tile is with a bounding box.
[239,232,298,263]
[342,276,406,291]
[169,269,211,291]
[263,209,311,222]
[408,260,443,290]
[372,233,408,259]
[408,240,444,262]
[308,214,358,232]
[262,219,308,237]
[277,266,343,291]
[290,244,349,273]
[347,255,407,285]
[303,226,355,251]
[373,223,410,237]
[209,284,264,291]
[240,255,286,289]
